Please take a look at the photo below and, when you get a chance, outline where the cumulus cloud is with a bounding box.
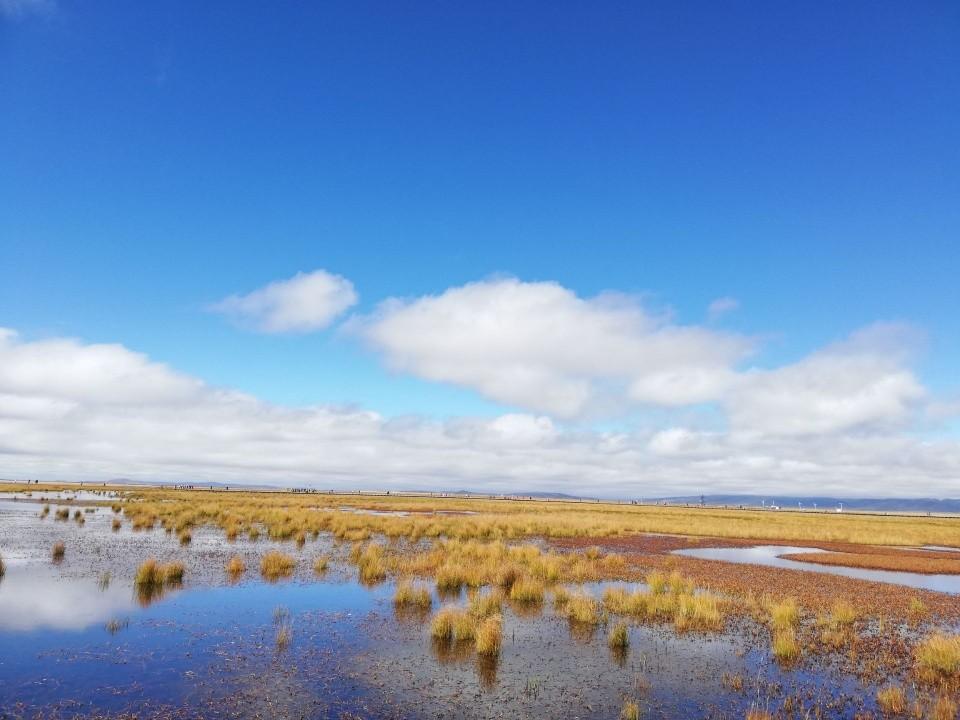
[355,279,753,418]
[210,269,357,333]
[727,324,926,436]
[1,327,957,498]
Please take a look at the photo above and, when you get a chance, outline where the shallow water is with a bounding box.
[673,545,960,593]
[0,497,932,718]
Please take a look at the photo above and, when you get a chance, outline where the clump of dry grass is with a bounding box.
[876,685,907,715]
[767,597,800,631]
[51,541,66,562]
[178,529,192,546]
[608,621,629,649]
[275,624,291,651]
[746,710,774,720]
[134,558,184,588]
[468,589,503,619]
[772,628,800,664]
[553,586,571,610]
[564,593,601,624]
[41,504,50,518]
[226,555,246,577]
[914,633,960,684]
[54,507,69,521]
[931,695,958,720]
[909,597,928,623]
[508,577,544,604]
[313,554,330,574]
[475,614,503,656]
[620,700,640,720]
[111,517,122,531]
[430,606,476,642]
[260,551,296,581]
[394,580,432,608]
[673,592,723,632]
[353,543,387,584]
[0,553,5,578]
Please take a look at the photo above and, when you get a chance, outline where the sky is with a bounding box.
[1,1,959,497]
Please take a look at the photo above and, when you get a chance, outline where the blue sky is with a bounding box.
[1,1,958,494]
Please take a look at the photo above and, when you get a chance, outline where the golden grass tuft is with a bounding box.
[226,555,246,576]
[0,553,5,578]
[178,529,192,546]
[508,576,544,604]
[673,592,723,633]
[767,597,800,631]
[260,550,296,581]
[772,628,800,664]
[475,614,503,656]
[468,589,503,619]
[394,580,432,608]
[608,621,629,649]
[430,606,475,642]
[914,633,960,684]
[112,517,122,531]
[876,685,907,715]
[931,695,958,720]
[620,700,640,720]
[313,554,330,574]
[746,710,774,720]
[51,541,66,561]
[553,586,571,610]
[565,593,601,624]
[134,558,184,587]
[275,624,291,651]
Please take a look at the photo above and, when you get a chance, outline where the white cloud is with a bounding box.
[1,327,957,498]
[727,324,926,436]
[210,269,357,333]
[355,279,753,418]
[707,296,739,320]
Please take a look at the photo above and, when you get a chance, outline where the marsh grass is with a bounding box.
[932,695,958,720]
[275,624,291,651]
[772,628,800,664]
[260,551,296,581]
[51,541,65,562]
[508,577,545,604]
[430,606,475,642]
[226,555,246,577]
[767,597,800,631]
[553,586,571,610]
[819,599,858,648]
[178,529,192,546]
[909,597,928,623]
[565,593,601,625]
[41,504,50,518]
[608,621,629,649]
[134,558,184,588]
[98,572,111,590]
[112,517,122,531]
[54,508,69,521]
[673,592,723,632]
[876,685,907,714]
[104,618,129,635]
[620,700,640,720]
[0,553,5,578]
[313,554,330,574]
[468,589,503,619]
[394,580,432,608]
[746,710,774,720]
[914,633,960,685]
[475,614,502,656]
